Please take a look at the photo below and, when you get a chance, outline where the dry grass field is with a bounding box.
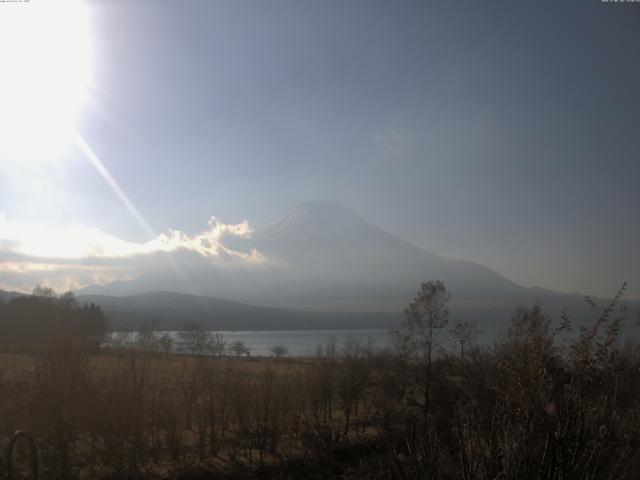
[0,351,312,384]
[0,346,383,478]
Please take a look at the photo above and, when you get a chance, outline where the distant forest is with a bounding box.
[0,286,107,351]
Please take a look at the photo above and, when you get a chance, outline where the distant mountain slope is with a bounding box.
[77,291,401,331]
[6,288,400,331]
[78,202,524,308]
[74,202,639,328]
[0,289,26,303]
[252,201,522,302]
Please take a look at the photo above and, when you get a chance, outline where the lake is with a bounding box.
[135,325,507,357]
[172,329,393,357]
[117,322,640,358]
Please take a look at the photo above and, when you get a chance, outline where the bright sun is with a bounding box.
[0,0,92,165]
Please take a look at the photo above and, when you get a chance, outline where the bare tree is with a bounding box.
[230,340,249,357]
[157,333,173,357]
[450,319,478,381]
[108,331,134,350]
[210,333,226,357]
[337,337,370,436]
[177,322,212,357]
[269,345,288,359]
[32,284,57,301]
[136,321,160,352]
[392,280,450,414]
[305,338,338,436]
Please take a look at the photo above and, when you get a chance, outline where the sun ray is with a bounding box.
[73,132,156,240]
[73,131,195,291]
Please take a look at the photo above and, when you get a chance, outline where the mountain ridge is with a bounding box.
[75,291,402,331]
[73,202,591,305]
[60,201,639,329]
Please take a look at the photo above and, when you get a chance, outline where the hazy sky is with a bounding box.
[0,0,639,299]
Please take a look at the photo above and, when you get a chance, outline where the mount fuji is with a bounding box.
[75,201,635,329]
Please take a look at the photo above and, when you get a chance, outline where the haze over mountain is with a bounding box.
[0,289,23,304]
[74,291,399,331]
[243,202,528,310]
[79,201,522,304]
[76,201,637,327]
[3,202,637,331]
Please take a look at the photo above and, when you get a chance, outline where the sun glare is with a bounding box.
[0,0,92,165]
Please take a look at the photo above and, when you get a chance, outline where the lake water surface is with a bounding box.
[120,322,640,358]
[116,324,513,357]
[173,329,393,357]
[163,325,507,357]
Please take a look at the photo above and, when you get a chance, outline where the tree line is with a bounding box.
[107,322,281,358]
[0,286,108,352]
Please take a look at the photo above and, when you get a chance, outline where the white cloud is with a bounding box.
[0,213,266,292]
[146,217,264,262]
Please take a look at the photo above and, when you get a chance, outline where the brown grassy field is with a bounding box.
[0,351,313,381]
[0,347,381,478]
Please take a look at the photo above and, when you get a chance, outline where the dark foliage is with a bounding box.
[0,286,108,352]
